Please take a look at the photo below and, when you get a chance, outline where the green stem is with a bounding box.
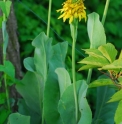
[86,69,92,84]
[3,37,10,112]
[70,20,78,123]
[3,27,10,111]
[101,0,110,25]
[72,39,78,123]
[47,0,52,37]
[4,73,10,111]
[2,0,10,111]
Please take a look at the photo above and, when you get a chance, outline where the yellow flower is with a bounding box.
[57,0,86,24]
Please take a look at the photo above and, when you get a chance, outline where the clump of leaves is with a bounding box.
[79,43,122,89]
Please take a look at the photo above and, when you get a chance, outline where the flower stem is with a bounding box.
[70,20,78,123]
[102,0,110,25]
[72,38,78,123]
[47,0,52,37]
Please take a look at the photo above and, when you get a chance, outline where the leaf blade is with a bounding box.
[89,79,113,88]
[98,43,117,63]
[92,86,118,124]
[78,80,92,124]
[55,68,71,97]
[87,12,106,48]
[114,100,122,124]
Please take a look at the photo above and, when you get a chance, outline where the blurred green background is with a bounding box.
[13,0,122,114]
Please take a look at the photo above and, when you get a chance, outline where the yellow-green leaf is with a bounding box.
[118,50,122,60]
[108,90,122,103]
[79,56,109,67]
[98,43,117,63]
[114,100,122,124]
[83,49,106,59]
[89,79,113,88]
[78,65,97,71]
[101,59,122,70]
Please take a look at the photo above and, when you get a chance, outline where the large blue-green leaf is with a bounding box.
[92,86,118,124]
[55,68,71,97]
[58,81,81,124]
[43,41,68,124]
[23,57,36,72]
[16,72,44,115]
[17,99,41,124]
[32,32,52,82]
[87,12,106,48]
[7,113,30,124]
[78,80,92,124]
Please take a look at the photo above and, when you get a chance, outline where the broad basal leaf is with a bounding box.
[87,12,106,48]
[7,113,30,124]
[114,100,122,124]
[78,80,92,124]
[89,79,113,88]
[58,81,81,124]
[98,43,117,63]
[16,72,44,115]
[17,99,41,124]
[43,41,68,124]
[55,68,71,97]
[92,86,118,124]
[23,57,36,72]
[32,32,52,82]
[108,90,122,103]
